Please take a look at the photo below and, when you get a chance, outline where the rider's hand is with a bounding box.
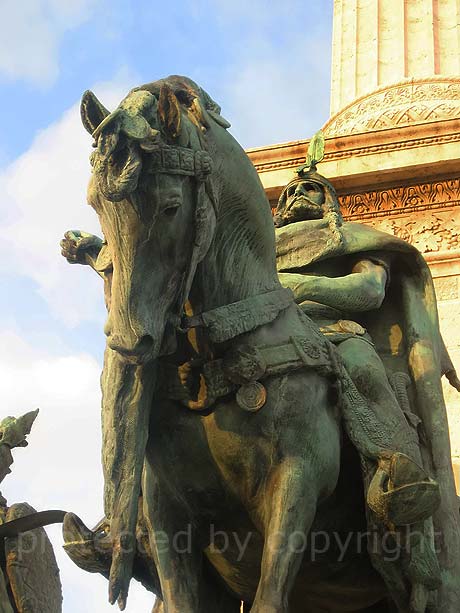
[60,230,103,265]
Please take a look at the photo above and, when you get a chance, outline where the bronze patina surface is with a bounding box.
[60,76,460,612]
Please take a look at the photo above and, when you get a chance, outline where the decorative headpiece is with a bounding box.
[296,129,325,175]
[83,78,226,202]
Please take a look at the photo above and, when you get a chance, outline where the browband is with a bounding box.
[145,145,213,181]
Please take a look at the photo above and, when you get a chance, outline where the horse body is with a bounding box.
[143,306,343,610]
[80,76,391,612]
[144,355,386,611]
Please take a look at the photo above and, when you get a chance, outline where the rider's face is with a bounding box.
[285,181,325,220]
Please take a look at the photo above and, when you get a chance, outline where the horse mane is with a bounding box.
[89,75,235,201]
[131,75,230,128]
[132,75,231,134]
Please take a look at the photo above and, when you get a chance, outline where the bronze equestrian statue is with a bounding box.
[60,76,460,612]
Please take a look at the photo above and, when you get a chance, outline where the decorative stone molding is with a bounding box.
[325,132,460,163]
[324,78,460,137]
[252,156,305,174]
[251,131,460,174]
[339,179,460,220]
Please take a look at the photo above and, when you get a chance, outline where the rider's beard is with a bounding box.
[284,195,324,223]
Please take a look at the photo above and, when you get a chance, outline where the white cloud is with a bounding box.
[0,328,155,612]
[0,329,102,512]
[0,76,135,327]
[0,0,98,87]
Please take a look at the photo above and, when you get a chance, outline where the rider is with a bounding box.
[274,164,460,602]
[274,166,460,519]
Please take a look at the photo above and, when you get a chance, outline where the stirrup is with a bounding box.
[367,452,441,526]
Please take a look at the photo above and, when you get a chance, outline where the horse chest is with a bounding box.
[201,373,336,505]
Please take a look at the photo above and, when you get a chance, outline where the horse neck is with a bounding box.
[194,129,281,311]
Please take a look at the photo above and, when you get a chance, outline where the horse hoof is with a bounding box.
[62,512,111,575]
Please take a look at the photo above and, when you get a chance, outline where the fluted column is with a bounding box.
[330,0,460,116]
[377,0,405,85]
[436,0,460,74]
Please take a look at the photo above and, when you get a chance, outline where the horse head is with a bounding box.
[82,76,278,365]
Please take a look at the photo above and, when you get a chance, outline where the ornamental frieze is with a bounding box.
[340,179,460,220]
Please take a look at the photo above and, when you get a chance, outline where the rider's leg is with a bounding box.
[336,337,441,607]
[337,336,441,522]
[337,337,421,462]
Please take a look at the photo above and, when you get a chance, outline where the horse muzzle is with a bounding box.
[107,332,157,364]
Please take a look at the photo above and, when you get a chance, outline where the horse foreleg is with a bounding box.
[250,458,320,613]
[143,462,202,612]
[143,461,240,613]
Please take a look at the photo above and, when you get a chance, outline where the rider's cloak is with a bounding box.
[276,218,460,593]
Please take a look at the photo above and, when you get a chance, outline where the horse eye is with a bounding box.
[163,204,180,217]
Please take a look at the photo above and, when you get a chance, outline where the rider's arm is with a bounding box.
[278,259,388,313]
[60,231,104,276]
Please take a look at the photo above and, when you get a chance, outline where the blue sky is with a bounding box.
[0,1,333,611]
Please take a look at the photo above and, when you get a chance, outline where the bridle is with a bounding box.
[143,143,217,335]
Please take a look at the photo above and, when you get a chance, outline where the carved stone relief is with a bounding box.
[363,211,460,254]
[324,78,460,137]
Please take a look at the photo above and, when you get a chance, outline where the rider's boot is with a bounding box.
[367,452,440,527]
[367,453,442,607]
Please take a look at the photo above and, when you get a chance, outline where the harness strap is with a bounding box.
[158,335,335,411]
[181,287,295,343]
[0,510,66,538]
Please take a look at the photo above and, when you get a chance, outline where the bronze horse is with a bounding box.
[63,76,420,612]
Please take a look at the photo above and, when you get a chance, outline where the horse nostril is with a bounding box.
[107,334,154,361]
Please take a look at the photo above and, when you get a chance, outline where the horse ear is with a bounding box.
[80,90,110,135]
[158,84,181,138]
